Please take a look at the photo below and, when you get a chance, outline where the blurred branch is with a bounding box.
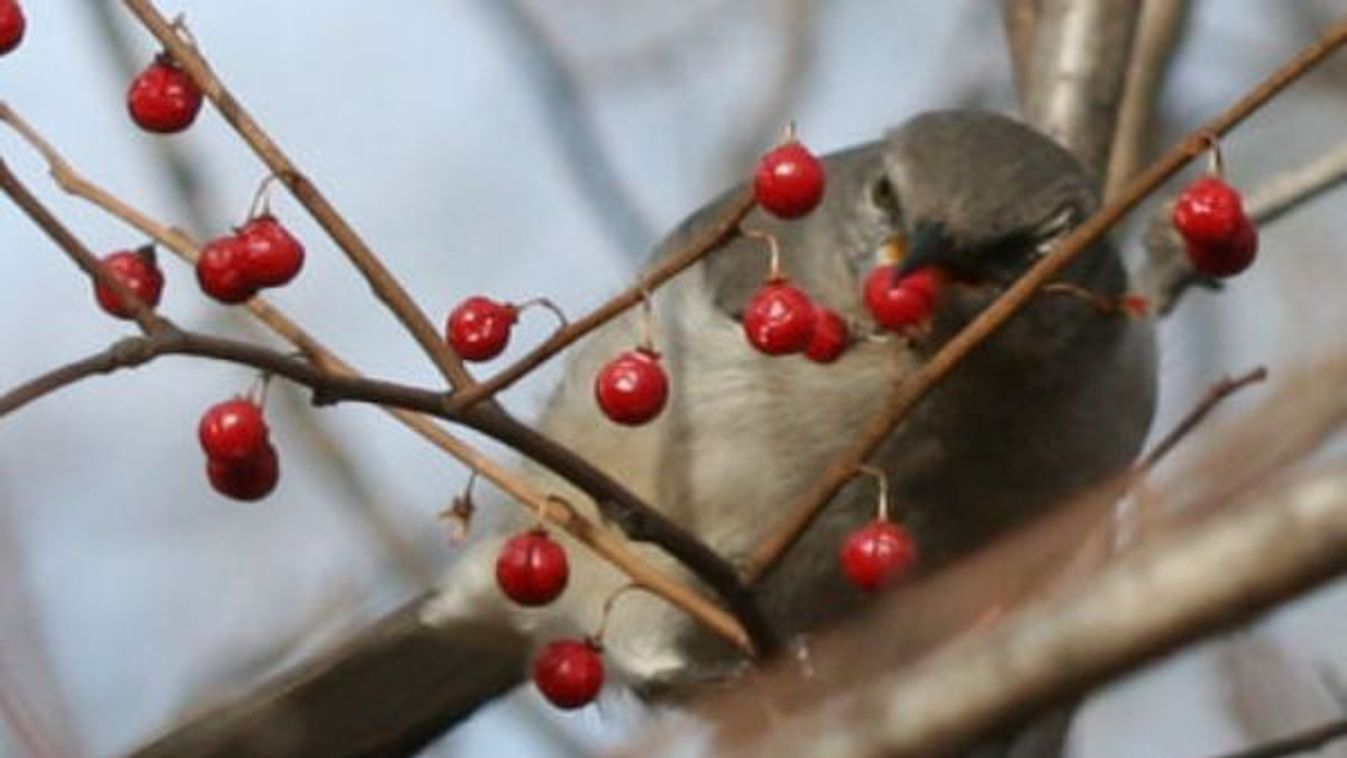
[1002,0,1042,103]
[1021,0,1142,178]
[473,0,655,261]
[1203,718,1347,758]
[1104,0,1193,201]
[714,0,819,182]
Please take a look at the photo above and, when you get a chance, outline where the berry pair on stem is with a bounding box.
[197,214,306,304]
[1172,138,1259,277]
[198,396,279,501]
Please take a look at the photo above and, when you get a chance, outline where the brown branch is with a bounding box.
[1143,366,1269,468]
[722,465,1347,758]
[448,189,755,410]
[1202,719,1347,758]
[1104,0,1193,201]
[121,0,475,390]
[1002,0,1042,106]
[0,104,763,656]
[743,16,1347,584]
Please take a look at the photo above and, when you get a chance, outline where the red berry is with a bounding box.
[94,248,164,319]
[206,442,279,502]
[0,0,26,55]
[864,265,939,331]
[1172,176,1247,246]
[1184,214,1258,278]
[495,529,569,606]
[198,398,270,463]
[804,306,849,363]
[754,141,825,219]
[840,520,918,592]
[533,638,604,710]
[594,348,668,425]
[446,296,518,362]
[196,235,257,304]
[239,215,305,288]
[743,281,817,355]
[127,54,203,134]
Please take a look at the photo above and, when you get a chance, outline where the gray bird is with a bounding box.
[131,110,1157,757]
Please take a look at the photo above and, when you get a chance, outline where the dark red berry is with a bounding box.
[804,306,849,363]
[533,638,604,710]
[1172,176,1247,246]
[864,265,939,331]
[239,215,305,288]
[94,249,164,319]
[495,529,570,606]
[840,520,918,592]
[1183,212,1258,278]
[754,141,825,219]
[0,0,26,55]
[198,398,269,463]
[127,55,203,134]
[446,296,518,362]
[743,281,817,355]
[206,442,279,502]
[196,235,257,304]
[594,348,668,426]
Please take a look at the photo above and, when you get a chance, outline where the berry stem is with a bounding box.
[593,583,643,645]
[856,464,890,521]
[741,227,786,282]
[244,172,281,223]
[1200,131,1225,177]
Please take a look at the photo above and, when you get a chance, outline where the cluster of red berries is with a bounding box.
[198,398,279,501]
[197,215,306,304]
[491,528,606,708]
[0,0,25,56]
[1172,174,1258,277]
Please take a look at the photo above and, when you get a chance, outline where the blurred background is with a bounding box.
[2,1,1347,756]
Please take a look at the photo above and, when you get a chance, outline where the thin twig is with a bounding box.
[743,17,1347,584]
[0,106,760,657]
[1143,366,1269,468]
[1201,718,1347,758]
[121,0,475,390]
[448,189,754,410]
[1246,139,1347,225]
[475,0,654,259]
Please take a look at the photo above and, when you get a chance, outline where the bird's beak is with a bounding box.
[894,220,955,278]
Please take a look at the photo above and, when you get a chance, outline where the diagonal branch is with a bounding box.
[744,15,1347,584]
[121,0,475,390]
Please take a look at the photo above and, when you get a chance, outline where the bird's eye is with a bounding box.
[868,175,900,216]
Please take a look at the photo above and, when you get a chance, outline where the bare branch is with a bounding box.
[474,0,655,259]
[1203,718,1347,758]
[1002,0,1042,105]
[1022,0,1142,178]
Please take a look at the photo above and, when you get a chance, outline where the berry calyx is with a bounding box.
[206,442,279,502]
[1172,176,1246,246]
[127,54,204,134]
[840,519,918,592]
[743,280,817,355]
[533,638,604,710]
[238,215,305,287]
[864,265,939,331]
[445,296,518,362]
[196,235,257,304]
[198,398,270,463]
[0,0,26,56]
[804,305,849,363]
[755,140,825,220]
[495,529,570,607]
[94,248,165,319]
[594,348,669,426]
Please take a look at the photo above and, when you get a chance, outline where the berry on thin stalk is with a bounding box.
[594,348,668,425]
[238,215,306,287]
[1172,175,1258,277]
[533,638,604,710]
[94,248,164,319]
[0,0,26,56]
[495,529,570,607]
[840,519,918,592]
[198,398,270,463]
[805,306,849,363]
[445,296,518,362]
[127,54,204,134]
[196,235,257,304]
[864,264,939,331]
[206,442,279,502]
[754,137,825,219]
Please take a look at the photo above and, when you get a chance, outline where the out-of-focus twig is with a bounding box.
[1104,0,1193,201]
[1219,634,1347,758]
[473,0,655,261]
[1022,0,1142,178]
[1202,718,1347,758]
[1002,0,1042,104]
